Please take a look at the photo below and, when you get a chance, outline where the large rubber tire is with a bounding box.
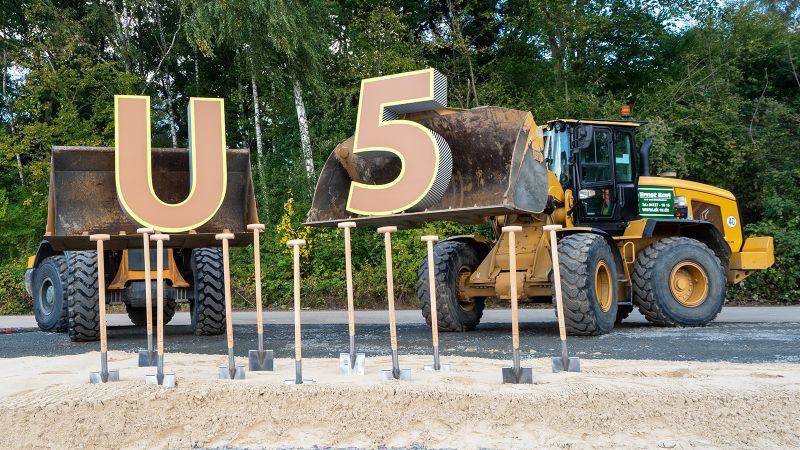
[32,255,69,332]
[66,251,100,342]
[190,248,226,335]
[557,233,619,336]
[417,241,486,332]
[126,300,176,326]
[632,237,726,327]
[616,305,634,324]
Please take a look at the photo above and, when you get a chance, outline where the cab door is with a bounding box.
[574,127,618,227]
[612,129,639,224]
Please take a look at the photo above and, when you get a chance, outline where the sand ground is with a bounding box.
[0,352,798,449]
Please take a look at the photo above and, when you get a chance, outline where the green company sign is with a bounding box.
[638,187,674,218]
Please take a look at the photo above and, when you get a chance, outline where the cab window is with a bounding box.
[580,130,612,183]
[614,132,634,183]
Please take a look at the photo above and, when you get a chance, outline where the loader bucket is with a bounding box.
[306,106,548,228]
[44,146,259,251]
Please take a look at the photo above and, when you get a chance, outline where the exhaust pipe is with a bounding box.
[639,138,653,177]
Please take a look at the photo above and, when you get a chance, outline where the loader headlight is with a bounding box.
[674,196,688,219]
[578,189,596,200]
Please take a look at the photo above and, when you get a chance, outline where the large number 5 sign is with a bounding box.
[346,68,452,215]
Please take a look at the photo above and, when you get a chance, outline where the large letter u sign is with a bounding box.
[114,95,227,233]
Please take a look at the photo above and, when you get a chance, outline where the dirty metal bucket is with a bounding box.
[306,106,548,228]
[45,146,259,251]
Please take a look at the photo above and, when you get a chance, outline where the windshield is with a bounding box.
[544,125,571,187]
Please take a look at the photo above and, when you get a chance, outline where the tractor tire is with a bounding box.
[632,237,725,327]
[417,240,486,332]
[126,300,176,326]
[66,251,100,342]
[556,233,619,336]
[190,248,226,336]
[616,305,634,324]
[32,255,69,332]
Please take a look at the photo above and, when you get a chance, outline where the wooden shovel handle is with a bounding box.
[90,235,109,353]
[544,225,567,341]
[287,241,306,360]
[380,229,397,351]
[501,226,522,350]
[422,236,439,347]
[216,234,234,350]
[151,234,170,355]
[141,232,153,338]
[338,222,357,337]
[250,225,264,336]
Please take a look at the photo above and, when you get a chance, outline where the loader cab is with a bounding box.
[545,119,643,234]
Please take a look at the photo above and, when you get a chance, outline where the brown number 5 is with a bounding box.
[346,68,452,215]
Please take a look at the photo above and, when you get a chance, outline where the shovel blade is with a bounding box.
[381,368,411,381]
[424,363,451,372]
[339,353,366,375]
[248,350,274,371]
[89,369,120,384]
[145,372,177,388]
[218,364,246,380]
[283,378,315,385]
[138,350,159,367]
[551,356,581,373]
[502,367,533,384]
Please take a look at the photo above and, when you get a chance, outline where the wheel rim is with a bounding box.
[456,265,475,312]
[39,278,55,316]
[594,260,613,313]
[670,261,709,307]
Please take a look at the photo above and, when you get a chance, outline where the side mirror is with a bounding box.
[639,138,653,177]
[573,124,593,150]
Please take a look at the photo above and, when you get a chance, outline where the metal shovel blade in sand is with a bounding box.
[88,234,120,384]
[246,224,274,372]
[138,349,159,367]
[284,239,314,385]
[500,226,533,384]
[146,354,177,388]
[249,349,274,372]
[544,224,581,373]
[501,351,533,384]
[216,232,246,380]
[378,227,411,381]
[136,228,158,367]
[144,234,176,388]
[340,343,366,375]
[338,222,365,376]
[421,235,450,373]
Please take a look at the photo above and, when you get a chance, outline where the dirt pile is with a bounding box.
[0,352,798,449]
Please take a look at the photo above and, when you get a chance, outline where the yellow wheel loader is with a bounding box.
[307,106,775,335]
[24,146,259,341]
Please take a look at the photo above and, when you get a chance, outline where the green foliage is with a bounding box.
[1,0,799,315]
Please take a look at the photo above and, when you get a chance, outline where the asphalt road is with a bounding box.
[1,307,798,363]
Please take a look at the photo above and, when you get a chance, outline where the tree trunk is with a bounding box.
[293,77,315,183]
[164,70,178,148]
[251,70,269,214]
[2,51,24,185]
[194,51,201,95]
